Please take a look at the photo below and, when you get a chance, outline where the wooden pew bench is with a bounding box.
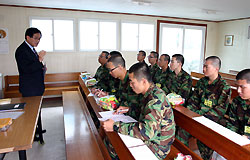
[4,72,80,98]
[62,90,111,160]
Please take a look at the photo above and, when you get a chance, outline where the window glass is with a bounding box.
[139,24,154,50]
[54,20,74,50]
[122,23,138,51]
[99,21,117,50]
[80,21,98,50]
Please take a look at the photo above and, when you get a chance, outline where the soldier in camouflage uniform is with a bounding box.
[93,51,122,96]
[148,51,160,80]
[103,62,176,160]
[93,51,114,92]
[164,54,192,101]
[153,54,172,93]
[177,56,231,160]
[137,50,147,64]
[227,69,250,139]
[106,55,142,120]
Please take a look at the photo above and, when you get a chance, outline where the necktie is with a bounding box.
[33,48,39,59]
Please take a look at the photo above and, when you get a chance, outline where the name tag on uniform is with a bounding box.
[204,99,212,107]
[244,126,250,135]
[156,83,161,88]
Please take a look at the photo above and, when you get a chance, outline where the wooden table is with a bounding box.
[0,96,42,160]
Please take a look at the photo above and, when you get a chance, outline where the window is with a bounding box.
[159,21,206,73]
[30,18,74,52]
[121,22,154,51]
[79,20,117,51]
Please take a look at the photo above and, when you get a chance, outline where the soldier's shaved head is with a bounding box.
[172,54,184,66]
[150,51,159,59]
[161,54,170,62]
[205,56,221,69]
[107,55,125,68]
[110,51,122,57]
[236,69,250,84]
[129,62,152,83]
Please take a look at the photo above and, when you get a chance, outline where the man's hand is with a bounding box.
[242,135,250,139]
[38,50,46,62]
[91,88,98,94]
[113,106,129,115]
[102,119,115,132]
[95,90,108,98]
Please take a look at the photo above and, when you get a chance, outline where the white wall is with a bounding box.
[0,6,217,79]
[216,19,250,73]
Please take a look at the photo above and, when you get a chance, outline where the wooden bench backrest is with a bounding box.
[4,72,80,88]
[190,72,204,79]
[44,72,80,82]
[229,70,239,75]
[219,72,236,80]
[4,75,19,88]
[191,71,236,81]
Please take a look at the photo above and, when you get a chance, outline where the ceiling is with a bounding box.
[1,0,250,21]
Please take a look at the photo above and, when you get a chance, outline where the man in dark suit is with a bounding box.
[15,27,46,97]
[15,27,47,145]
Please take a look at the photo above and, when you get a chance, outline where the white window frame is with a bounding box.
[121,21,155,51]
[29,17,76,52]
[78,19,118,52]
[159,23,206,73]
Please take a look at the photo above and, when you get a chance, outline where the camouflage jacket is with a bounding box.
[116,71,142,120]
[113,84,176,160]
[94,65,114,92]
[153,67,172,91]
[163,69,192,101]
[227,96,250,137]
[109,77,120,95]
[149,63,160,80]
[187,75,231,124]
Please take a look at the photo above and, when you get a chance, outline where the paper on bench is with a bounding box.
[128,144,158,160]
[118,133,144,148]
[193,116,250,146]
[98,111,137,123]
[118,134,158,160]
[0,111,24,119]
[87,92,95,97]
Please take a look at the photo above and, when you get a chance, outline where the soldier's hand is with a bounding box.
[95,90,108,97]
[91,88,98,94]
[242,135,250,139]
[102,119,114,132]
[113,106,129,115]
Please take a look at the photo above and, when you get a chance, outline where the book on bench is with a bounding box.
[0,103,26,112]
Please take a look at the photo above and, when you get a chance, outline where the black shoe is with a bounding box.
[41,129,46,134]
[34,136,39,142]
